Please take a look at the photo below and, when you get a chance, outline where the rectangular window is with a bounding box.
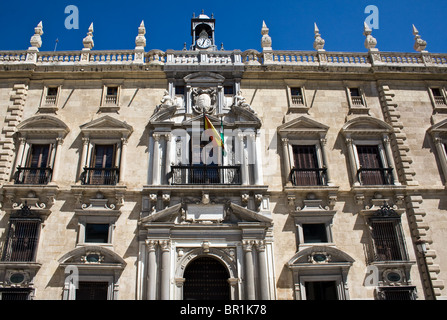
[302,223,328,243]
[175,86,185,96]
[290,87,304,105]
[356,145,391,185]
[291,145,324,186]
[305,281,338,300]
[1,219,41,262]
[370,219,407,261]
[105,86,118,104]
[85,223,110,243]
[84,144,118,185]
[76,282,109,300]
[224,86,234,95]
[349,88,364,106]
[431,88,446,105]
[0,288,31,300]
[45,87,58,105]
[16,144,52,184]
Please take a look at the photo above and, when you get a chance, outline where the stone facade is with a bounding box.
[0,15,446,300]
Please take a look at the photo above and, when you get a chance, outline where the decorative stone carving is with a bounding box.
[363,22,377,50]
[233,90,255,113]
[29,21,43,50]
[313,23,325,51]
[135,20,146,49]
[83,23,94,49]
[261,21,272,51]
[192,88,217,114]
[413,25,427,52]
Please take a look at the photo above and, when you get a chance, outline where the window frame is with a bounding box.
[100,84,122,111]
[77,216,116,247]
[39,84,62,112]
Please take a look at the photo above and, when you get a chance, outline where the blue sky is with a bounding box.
[1,0,447,53]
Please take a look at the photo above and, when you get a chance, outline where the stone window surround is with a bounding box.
[76,215,117,247]
[39,84,62,111]
[344,136,400,186]
[285,80,308,112]
[299,274,347,300]
[294,212,335,249]
[63,274,115,300]
[100,82,123,111]
[427,85,447,108]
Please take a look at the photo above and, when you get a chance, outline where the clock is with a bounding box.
[197,37,211,49]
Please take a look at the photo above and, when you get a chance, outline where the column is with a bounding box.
[383,134,400,185]
[434,135,447,183]
[13,137,26,173]
[319,136,332,185]
[152,133,161,185]
[237,132,248,185]
[249,132,262,185]
[79,137,90,182]
[160,240,171,300]
[50,137,64,183]
[164,133,172,185]
[256,241,269,300]
[281,138,291,184]
[146,240,157,300]
[345,136,360,185]
[243,240,256,300]
[119,137,128,183]
[255,131,264,185]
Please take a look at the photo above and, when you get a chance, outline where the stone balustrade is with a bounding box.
[0,48,447,70]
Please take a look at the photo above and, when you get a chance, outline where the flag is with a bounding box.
[204,115,224,150]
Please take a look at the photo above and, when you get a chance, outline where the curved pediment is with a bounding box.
[288,246,355,267]
[278,116,329,137]
[17,115,69,138]
[80,115,133,138]
[341,116,392,136]
[58,245,126,268]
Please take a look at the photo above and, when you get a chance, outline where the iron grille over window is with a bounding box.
[0,288,31,300]
[76,282,109,300]
[368,204,408,262]
[1,206,41,262]
[378,287,416,300]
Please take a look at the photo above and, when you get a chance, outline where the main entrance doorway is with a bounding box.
[183,256,230,300]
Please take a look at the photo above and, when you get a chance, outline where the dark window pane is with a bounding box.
[305,281,338,300]
[28,144,50,168]
[76,282,108,300]
[47,87,58,96]
[303,223,328,243]
[349,88,360,96]
[290,87,302,96]
[85,223,109,243]
[106,87,118,96]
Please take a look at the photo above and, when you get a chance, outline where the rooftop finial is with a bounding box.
[29,21,44,50]
[413,25,427,52]
[363,22,377,50]
[261,20,272,51]
[135,20,146,49]
[83,23,94,50]
[313,23,325,51]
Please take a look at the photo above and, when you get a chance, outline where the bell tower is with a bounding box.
[191,11,216,51]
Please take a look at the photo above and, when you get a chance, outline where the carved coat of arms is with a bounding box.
[192,88,217,114]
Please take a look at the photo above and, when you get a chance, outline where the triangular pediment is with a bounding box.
[428,118,447,136]
[341,116,392,136]
[278,116,329,137]
[17,115,70,138]
[229,203,272,223]
[80,115,133,137]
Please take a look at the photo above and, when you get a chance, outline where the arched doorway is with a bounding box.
[183,256,230,300]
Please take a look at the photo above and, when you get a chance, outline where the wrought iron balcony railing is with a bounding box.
[14,167,52,185]
[80,167,119,185]
[357,167,394,185]
[290,168,327,186]
[171,165,241,185]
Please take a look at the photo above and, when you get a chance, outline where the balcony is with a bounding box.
[357,167,394,186]
[290,168,327,186]
[14,167,52,185]
[171,165,241,185]
[81,167,119,185]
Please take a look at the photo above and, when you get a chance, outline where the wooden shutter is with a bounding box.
[356,145,385,185]
[292,145,320,185]
[93,144,115,168]
[27,144,51,168]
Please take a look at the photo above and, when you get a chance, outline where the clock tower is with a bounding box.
[191,11,217,51]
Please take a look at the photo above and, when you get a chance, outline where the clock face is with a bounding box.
[197,37,211,49]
